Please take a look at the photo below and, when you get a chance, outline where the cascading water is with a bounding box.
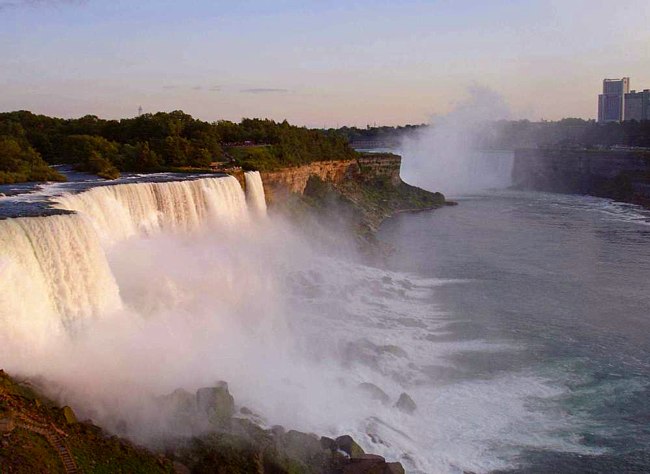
[0,171,599,473]
[52,176,249,244]
[0,175,255,345]
[0,214,122,344]
[244,171,268,216]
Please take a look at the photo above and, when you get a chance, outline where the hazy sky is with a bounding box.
[1,0,649,126]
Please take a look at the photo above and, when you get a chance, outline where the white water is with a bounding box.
[0,174,599,473]
[52,176,249,244]
[0,214,121,343]
[244,171,268,216]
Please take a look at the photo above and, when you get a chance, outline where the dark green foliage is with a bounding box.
[0,110,357,182]
[0,135,66,184]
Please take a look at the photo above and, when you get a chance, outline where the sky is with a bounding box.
[1,0,649,127]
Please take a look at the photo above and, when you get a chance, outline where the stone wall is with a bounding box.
[512,148,650,205]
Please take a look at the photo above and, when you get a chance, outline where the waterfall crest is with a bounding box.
[0,174,263,340]
[53,176,248,243]
[244,171,268,216]
[0,214,122,342]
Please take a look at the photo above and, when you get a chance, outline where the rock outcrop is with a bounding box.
[259,153,405,205]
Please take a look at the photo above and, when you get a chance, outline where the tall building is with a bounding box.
[598,77,630,123]
[624,89,650,122]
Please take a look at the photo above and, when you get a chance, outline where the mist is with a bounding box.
[399,86,514,196]
[0,175,596,473]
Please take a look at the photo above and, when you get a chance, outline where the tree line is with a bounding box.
[332,119,650,150]
[0,111,357,184]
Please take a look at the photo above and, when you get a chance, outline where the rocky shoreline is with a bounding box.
[0,370,407,473]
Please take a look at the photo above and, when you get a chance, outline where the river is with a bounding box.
[377,189,650,472]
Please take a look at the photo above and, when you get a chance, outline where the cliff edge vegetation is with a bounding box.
[0,111,354,182]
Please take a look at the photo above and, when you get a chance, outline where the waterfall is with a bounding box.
[244,171,268,216]
[53,176,249,244]
[0,174,263,342]
[0,214,122,343]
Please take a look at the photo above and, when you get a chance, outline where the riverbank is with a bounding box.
[0,370,405,473]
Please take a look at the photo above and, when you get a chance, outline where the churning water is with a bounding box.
[378,190,650,473]
[1,167,649,473]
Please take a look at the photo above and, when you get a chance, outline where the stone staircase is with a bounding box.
[15,412,79,473]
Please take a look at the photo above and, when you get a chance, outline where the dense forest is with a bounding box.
[0,111,356,184]
[334,119,650,150]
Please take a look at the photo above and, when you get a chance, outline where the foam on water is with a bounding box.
[0,174,605,473]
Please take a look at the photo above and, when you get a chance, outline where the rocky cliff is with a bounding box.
[256,153,445,242]
[250,153,446,257]
[512,148,650,206]
[259,153,403,203]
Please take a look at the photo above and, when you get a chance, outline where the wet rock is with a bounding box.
[385,462,406,474]
[358,383,390,405]
[349,454,385,463]
[379,345,408,357]
[271,424,286,437]
[344,339,408,369]
[62,406,77,425]
[196,382,235,427]
[282,430,322,462]
[320,436,336,451]
[336,434,365,458]
[394,393,416,414]
[342,454,390,474]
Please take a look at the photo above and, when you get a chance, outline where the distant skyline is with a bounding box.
[1,0,649,127]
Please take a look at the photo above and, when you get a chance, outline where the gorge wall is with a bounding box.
[252,153,444,251]
[259,153,402,202]
[512,148,650,206]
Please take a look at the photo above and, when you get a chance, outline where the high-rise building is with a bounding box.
[624,90,650,122]
[598,77,630,123]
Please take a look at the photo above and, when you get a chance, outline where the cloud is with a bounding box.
[0,0,86,10]
[240,88,289,94]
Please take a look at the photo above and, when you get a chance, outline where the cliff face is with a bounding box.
[260,154,402,203]
[512,148,650,205]
[255,153,445,255]
[261,159,357,201]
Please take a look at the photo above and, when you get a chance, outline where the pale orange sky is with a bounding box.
[1,0,649,126]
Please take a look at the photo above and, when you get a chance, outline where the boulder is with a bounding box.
[320,436,336,451]
[385,462,406,474]
[196,382,235,427]
[358,383,390,405]
[394,393,416,414]
[282,430,322,462]
[342,458,406,474]
[62,406,77,425]
[349,454,385,463]
[335,435,365,458]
